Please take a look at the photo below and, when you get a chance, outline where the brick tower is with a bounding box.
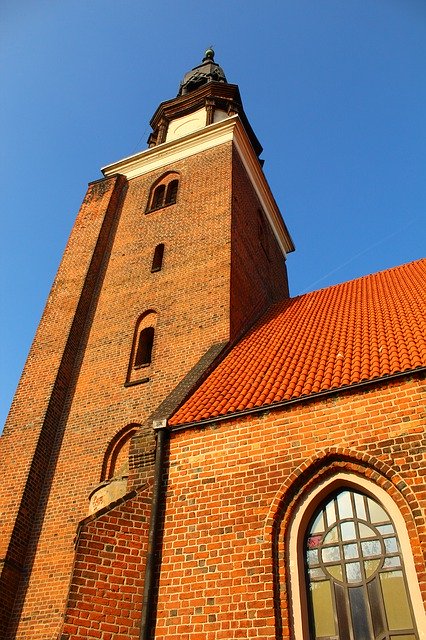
[0,50,293,639]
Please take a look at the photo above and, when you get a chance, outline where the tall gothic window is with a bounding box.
[305,488,419,640]
[125,311,157,386]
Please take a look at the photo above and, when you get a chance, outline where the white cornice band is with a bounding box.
[101,117,294,256]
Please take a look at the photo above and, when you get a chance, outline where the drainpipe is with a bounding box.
[139,419,169,640]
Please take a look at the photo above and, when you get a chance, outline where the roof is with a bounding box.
[170,259,426,427]
[178,49,227,96]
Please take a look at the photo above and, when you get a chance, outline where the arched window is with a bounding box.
[151,243,165,272]
[286,472,425,640]
[305,488,419,639]
[125,311,158,385]
[146,172,180,212]
[134,327,154,368]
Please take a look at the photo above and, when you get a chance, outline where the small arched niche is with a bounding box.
[88,424,139,515]
[125,310,158,386]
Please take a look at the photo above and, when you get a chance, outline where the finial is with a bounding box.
[203,47,215,61]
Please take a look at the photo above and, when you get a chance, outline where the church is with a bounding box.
[0,50,425,640]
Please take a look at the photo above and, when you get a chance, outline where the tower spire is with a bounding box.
[178,48,227,95]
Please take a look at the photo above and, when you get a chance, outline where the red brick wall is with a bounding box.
[1,138,288,638]
[230,147,289,338]
[61,488,152,640]
[154,372,425,639]
[0,174,126,636]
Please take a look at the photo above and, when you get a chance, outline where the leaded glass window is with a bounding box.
[305,489,418,640]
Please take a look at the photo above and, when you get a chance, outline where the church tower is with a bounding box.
[0,51,293,639]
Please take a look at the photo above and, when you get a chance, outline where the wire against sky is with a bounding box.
[297,217,418,296]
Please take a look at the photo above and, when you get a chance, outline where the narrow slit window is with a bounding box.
[257,210,269,259]
[151,244,165,272]
[134,327,154,368]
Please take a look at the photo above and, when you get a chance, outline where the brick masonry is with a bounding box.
[58,371,426,640]
[61,488,152,640]
[0,136,289,639]
[154,372,425,639]
[1,86,424,639]
[0,174,126,636]
[230,146,289,338]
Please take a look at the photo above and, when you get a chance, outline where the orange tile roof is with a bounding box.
[170,259,426,426]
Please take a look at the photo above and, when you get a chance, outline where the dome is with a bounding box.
[178,49,227,96]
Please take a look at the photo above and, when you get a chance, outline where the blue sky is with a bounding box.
[1,1,425,429]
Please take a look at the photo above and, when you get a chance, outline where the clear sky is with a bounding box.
[1,0,425,430]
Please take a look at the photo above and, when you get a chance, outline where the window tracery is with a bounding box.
[305,488,419,640]
[285,473,425,640]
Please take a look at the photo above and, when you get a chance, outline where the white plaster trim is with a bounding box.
[101,117,294,256]
[165,107,207,143]
[101,117,237,180]
[288,473,426,640]
[231,122,294,255]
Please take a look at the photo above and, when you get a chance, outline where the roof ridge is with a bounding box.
[289,257,426,302]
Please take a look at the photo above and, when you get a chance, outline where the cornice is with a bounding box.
[231,121,295,255]
[101,117,237,180]
[101,116,294,256]
[150,82,242,128]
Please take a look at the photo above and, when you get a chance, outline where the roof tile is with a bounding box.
[170,259,426,427]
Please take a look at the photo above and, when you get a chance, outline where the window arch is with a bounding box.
[100,424,139,481]
[287,473,425,640]
[146,172,179,212]
[125,311,158,385]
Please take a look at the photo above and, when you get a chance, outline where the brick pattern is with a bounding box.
[154,372,425,639]
[230,146,289,338]
[0,175,126,636]
[0,138,290,638]
[61,488,152,639]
